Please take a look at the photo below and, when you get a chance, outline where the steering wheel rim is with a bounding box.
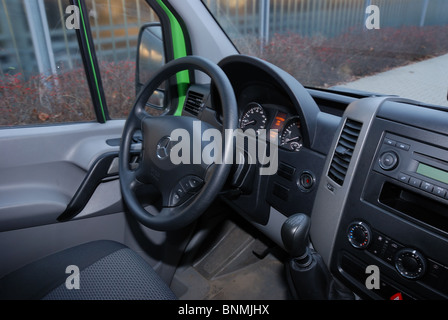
[119,56,238,231]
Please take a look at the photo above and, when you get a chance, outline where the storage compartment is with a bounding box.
[379,182,448,233]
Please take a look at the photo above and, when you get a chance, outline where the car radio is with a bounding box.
[373,133,448,205]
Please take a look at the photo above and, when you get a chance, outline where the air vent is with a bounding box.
[328,119,363,186]
[184,90,204,116]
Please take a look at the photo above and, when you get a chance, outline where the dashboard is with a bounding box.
[182,54,448,300]
[183,55,334,226]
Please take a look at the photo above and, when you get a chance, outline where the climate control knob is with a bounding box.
[395,248,427,280]
[347,221,371,249]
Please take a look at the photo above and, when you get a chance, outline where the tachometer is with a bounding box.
[280,117,303,152]
[240,103,267,133]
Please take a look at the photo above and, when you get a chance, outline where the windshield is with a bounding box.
[202,0,448,107]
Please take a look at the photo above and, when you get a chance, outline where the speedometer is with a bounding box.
[280,117,303,152]
[240,103,267,133]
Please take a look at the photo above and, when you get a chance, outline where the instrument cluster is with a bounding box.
[239,102,303,152]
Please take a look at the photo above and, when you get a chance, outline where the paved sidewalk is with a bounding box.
[335,53,448,107]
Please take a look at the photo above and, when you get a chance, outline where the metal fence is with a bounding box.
[1,0,448,77]
[204,0,448,41]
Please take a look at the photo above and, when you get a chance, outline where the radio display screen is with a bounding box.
[416,163,448,185]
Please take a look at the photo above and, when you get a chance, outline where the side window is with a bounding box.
[0,0,95,127]
[85,0,162,119]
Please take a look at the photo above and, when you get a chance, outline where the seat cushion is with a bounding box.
[0,240,177,300]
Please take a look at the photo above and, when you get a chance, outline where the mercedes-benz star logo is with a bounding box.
[156,136,172,160]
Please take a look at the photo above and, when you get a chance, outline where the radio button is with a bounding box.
[398,173,410,183]
[379,151,399,171]
[432,186,446,198]
[396,142,410,151]
[420,181,434,193]
[384,138,397,146]
[409,177,422,188]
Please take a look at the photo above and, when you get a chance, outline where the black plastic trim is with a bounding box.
[57,152,121,222]
[70,0,109,123]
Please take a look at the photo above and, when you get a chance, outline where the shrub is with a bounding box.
[237,25,448,88]
[2,25,447,127]
[0,60,136,127]
[0,68,95,126]
[98,60,137,119]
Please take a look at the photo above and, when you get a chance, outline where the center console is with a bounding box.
[312,97,448,300]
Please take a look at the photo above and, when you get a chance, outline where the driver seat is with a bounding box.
[0,240,177,300]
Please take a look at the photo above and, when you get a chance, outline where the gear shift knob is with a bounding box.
[281,213,311,258]
[281,213,354,300]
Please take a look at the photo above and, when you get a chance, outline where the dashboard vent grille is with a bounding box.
[328,119,362,186]
[184,90,204,116]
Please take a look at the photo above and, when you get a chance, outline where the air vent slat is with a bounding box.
[184,90,205,116]
[343,127,361,137]
[328,167,346,185]
[338,138,356,151]
[332,156,350,170]
[345,120,362,131]
[328,119,363,186]
[340,131,359,144]
[330,160,348,175]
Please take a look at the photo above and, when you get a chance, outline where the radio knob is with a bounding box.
[379,151,399,171]
[394,248,427,280]
[347,221,371,249]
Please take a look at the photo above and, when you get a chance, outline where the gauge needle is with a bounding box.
[285,137,299,143]
[243,120,256,126]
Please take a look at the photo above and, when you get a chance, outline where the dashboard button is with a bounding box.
[188,176,204,191]
[175,185,186,198]
[368,232,386,256]
[298,171,315,191]
[420,181,434,193]
[409,177,422,188]
[384,241,401,264]
[432,186,446,198]
[379,151,399,171]
[180,179,192,192]
[396,142,410,151]
[398,173,410,183]
[384,138,397,146]
[180,176,204,193]
[171,193,181,206]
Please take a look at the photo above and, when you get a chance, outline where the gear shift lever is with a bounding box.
[281,213,311,264]
[281,213,354,300]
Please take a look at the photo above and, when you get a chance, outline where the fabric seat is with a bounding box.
[0,240,177,300]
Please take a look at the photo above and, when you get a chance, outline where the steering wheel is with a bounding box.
[119,56,238,231]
